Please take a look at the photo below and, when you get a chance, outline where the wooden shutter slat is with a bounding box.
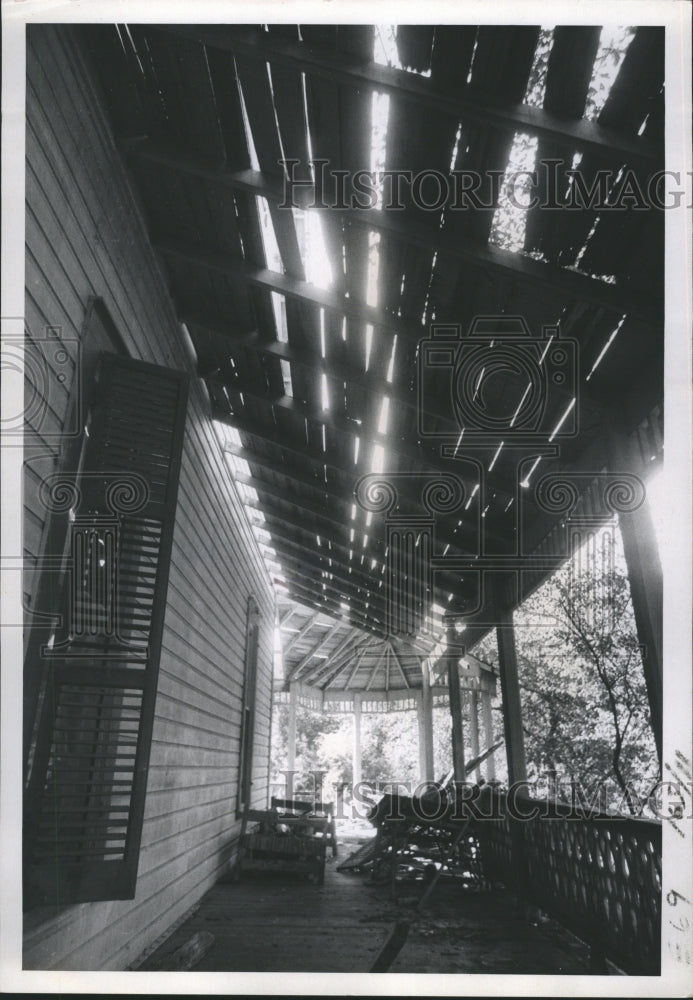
[25,353,188,905]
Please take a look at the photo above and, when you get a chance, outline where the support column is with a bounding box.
[606,420,663,763]
[618,497,663,763]
[417,661,435,783]
[352,693,362,790]
[287,681,298,776]
[446,622,466,782]
[469,689,481,782]
[496,608,527,785]
[482,690,496,781]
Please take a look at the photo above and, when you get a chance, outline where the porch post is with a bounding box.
[417,660,435,783]
[482,690,496,781]
[496,608,527,785]
[618,497,663,763]
[287,681,298,775]
[352,692,362,791]
[469,689,481,782]
[446,622,466,782]
[606,420,663,762]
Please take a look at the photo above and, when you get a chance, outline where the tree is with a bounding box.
[513,524,659,814]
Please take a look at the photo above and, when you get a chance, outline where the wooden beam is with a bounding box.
[300,631,359,684]
[227,443,506,552]
[265,569,386,631]
[217,374,517,499]
[606,420,663,763]
[186,311,458,428]
[446,623,467,782]
[286,622,348,681]
[618,499,663,762]
[306,637,361,688]
[246,491,390,559]
[162,26,661,168]
[272,574,386,636]
[389,642,411,689]
[247,498,388,564]
[320,639,371,690]
[366,650,385,691]
[260,535,388,602]
[259,534,389,609]
[270,566,387,631]
[482,690,496,781]
[279,606,298,629]
[468,690,481,782]
[352,693,362,790]
[283,610,321,655]
[347,210,658,326]
[157,238,409,339]
[255,505,482,613]
[496,607,527,785]
[287,681,298,773]
[119,133,659,324]
[343,641,376,691]
[418,663,435,783]
[142,164,655,325]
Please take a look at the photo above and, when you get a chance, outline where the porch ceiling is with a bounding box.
[83,23,664,648]
[277,592,496,696]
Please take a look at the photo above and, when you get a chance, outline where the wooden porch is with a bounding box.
[137,828,592,975]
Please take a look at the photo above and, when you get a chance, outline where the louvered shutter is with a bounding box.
[24,354,188,904]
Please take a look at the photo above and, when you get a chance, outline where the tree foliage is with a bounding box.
[513,526,659,813]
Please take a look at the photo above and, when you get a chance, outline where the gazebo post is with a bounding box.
[469,689,481,782]
[446,622,466,782]
[496,608,527,785]
[417,660,434,783]
[352,692,362,791]
[481,690,496,780]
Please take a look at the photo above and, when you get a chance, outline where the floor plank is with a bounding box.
[139,834,592,974]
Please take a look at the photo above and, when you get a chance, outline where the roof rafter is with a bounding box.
[267,557,388,625]
[272,572,387,635]
[123,140,660,325]
[300,632,360,684]
[216,375,519,499]
[285,622,349,681]
[252,504,478,604]
[260,539,388,605]
[226,441,508,550]
[283,610,322,654]
[160,26,661,168]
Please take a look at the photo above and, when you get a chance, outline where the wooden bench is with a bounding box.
[271,797,338,857]
[236,808,328,883]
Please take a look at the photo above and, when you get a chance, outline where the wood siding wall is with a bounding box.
[23,25,275,970]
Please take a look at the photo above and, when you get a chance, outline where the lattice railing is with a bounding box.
[474,791,661,974]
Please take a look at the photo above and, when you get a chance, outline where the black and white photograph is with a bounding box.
[1,0,691,994]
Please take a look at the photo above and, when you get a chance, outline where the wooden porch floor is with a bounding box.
[138,832,592,974]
